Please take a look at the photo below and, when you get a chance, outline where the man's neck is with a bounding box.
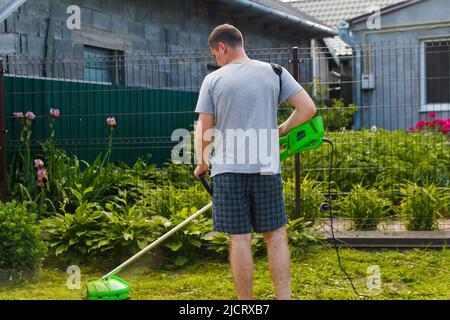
[228,52,250,64]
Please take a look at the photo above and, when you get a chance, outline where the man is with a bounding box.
[193,24,316,300]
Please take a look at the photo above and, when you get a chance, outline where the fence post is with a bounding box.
[0,59,8,202]
[291,47,302,218]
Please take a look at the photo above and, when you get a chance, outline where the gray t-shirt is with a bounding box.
[195,59,303,177]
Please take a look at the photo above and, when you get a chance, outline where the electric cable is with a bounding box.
[322,137,369,298]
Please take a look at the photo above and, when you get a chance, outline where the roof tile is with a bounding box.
[286,0,407,27]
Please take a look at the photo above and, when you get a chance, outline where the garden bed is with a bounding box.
[2,111,449,290]
[320,231,450,248]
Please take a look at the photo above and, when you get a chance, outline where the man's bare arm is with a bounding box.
[278,90,317,137]
[194,112,214,178]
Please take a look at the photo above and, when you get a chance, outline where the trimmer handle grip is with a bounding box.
[199,174,213,196]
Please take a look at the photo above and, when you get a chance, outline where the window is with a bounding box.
[420,39,450,111]
[83,46,124,85]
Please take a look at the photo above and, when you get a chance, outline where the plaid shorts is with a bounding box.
[211,173,287,234]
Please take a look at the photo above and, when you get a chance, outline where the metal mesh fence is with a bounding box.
[1,41,449,231]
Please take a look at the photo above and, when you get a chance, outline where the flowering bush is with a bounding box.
[408,112,450,135]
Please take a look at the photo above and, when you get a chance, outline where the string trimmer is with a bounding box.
[86,116,335,300]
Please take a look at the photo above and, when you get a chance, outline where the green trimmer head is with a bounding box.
[86,276,130,300]
[85,202,214,300]
[279,116,325,161]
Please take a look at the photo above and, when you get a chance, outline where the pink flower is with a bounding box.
[106,117,117,128]
[37,169,47,178]
[416,120,426,128]
[426,120,435,127]
[50,108,61,118]
[407,127,418,132]
[37,176,47,187]
[13,112,24,119]
[34,159,44,169]
[36,167,47,188]
[24,111,35,120]
[428,112,436,118]
[434,118,445,126]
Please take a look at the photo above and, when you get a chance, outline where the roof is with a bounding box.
[205,0,336,37]
[0,0,27,24]
[285,0,408,57]
[349,0,425,24]
[323,37,353,56]
[253,0,331,26]
[286,0,408,28]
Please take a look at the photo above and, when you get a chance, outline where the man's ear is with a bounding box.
[218,42,226,53]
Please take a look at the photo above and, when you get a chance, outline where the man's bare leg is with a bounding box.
[263,226,291,300]
[229,233,253,300]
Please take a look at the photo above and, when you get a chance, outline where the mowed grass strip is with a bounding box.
[0,247,448,300]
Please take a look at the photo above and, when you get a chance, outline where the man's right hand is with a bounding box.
[194,163,210,179]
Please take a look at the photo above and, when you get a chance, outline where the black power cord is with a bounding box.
[320,137,368,298]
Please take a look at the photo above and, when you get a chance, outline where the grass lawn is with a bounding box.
[1,246,449,300]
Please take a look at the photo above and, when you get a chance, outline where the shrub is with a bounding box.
[408,111,450,137]
[283,176,326,223]
[282,129,450,192]
[40,183,213,265]
[337,184,392,231]
[40,200,108,264]
[0,201,46,280]
[316,99,358,132]
[161,206,213,266]
[397,182,449,231]
[96,197,170,260]
[278,97,357,132]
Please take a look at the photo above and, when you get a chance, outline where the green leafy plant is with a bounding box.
[286,217,323,254]
[161,207,213,266]
[337,184,392,231]
[283,176,326,223]
[397,182,449,231]
[96,195,168,258]
[40,199,106,264]
[317,99,357,132]
[282,129,450,193]
[0,201,46,281]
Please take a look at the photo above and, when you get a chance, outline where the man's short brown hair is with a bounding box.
[208,24,244,49]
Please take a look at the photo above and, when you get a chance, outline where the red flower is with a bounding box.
[428,112,436,118]
[416,120,426,128]
[442,124,450,134]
